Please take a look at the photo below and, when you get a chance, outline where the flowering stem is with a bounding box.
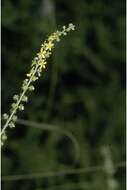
[1,23,75,145]
[1,64,39,136]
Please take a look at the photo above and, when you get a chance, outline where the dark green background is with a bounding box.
[1,0,126,190]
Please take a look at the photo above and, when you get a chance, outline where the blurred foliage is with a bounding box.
[1,0,125,190]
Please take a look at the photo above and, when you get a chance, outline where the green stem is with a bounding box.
[1,64,39,136]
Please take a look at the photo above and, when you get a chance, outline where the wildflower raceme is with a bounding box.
[1,23,75,146]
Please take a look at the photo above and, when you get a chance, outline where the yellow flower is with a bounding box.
[39,61,47,68]
[45,41,54,51]
[37,51,46,59]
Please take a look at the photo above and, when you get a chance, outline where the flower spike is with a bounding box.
[1,23,75,146]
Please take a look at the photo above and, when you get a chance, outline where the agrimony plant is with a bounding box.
[1,23,75,146]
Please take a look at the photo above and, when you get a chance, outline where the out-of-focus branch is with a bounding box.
[2,161,125,181]
[17,119,80,163]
